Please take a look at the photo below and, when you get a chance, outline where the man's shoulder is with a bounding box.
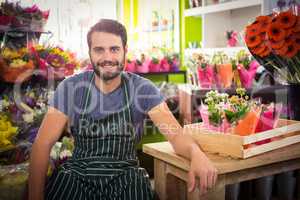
[123,72,152,86]
[61,70,93,85]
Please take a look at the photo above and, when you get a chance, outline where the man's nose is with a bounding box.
[102,50,114,60]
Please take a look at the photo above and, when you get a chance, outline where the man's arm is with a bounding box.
[28,107,68,200]
[148,101,218,194]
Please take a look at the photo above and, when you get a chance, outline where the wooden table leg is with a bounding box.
[154,159,167,200]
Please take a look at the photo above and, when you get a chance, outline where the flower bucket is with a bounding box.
[238,61,259,89]
[171,58,180,72]
[199,105,231,133]
[217,63,233,88]
[197,65,214,88]
[234,106,261,136]
[255,103,283,145]
[160,58,171,72]
[125,60,136,72]
[149,61,160,72]
[0,59,34,83]
[136,62,149,73]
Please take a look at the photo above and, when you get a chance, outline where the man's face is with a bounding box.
[89,32,126,81]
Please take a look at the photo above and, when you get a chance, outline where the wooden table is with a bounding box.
[143,142,300,200]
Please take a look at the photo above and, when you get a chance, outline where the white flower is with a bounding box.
[22,113,34,123]
[50,142,62,160]
[59,150,72,159]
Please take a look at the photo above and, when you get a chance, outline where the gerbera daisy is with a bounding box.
[285,43,298,58]
[259,47,271,57]
[277,10,297,29]
[293,16,300,32]
[245,23,261,36]
[275,45,288,56]
[267,22,286,42]
[245,34,262,48]
[269,38,285,49]
[256,15,272,32]
[252,42,267,55]
[293,33,300,50]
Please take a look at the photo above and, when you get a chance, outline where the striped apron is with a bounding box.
[45,73,154,200]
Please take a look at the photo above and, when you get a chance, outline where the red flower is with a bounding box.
[245,34,262,48]
[285,44,298,58]
[293,16,300,32]
[0,15,14,26]
[256,15,272,32]
[277,10,297,29]
[246,23,261,36]
[269,38,285,49]
[267,22,286,41]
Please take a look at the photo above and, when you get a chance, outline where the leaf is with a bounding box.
[224,109,236,123]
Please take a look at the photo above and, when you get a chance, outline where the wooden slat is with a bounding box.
[243,120,300,144]
[244,134,300,158]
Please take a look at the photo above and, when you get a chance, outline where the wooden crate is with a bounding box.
[184,119,300,159]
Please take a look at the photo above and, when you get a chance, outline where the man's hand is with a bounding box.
[188,145,218,195]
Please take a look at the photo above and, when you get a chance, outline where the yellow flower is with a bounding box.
[1,48,21,59]
[10,59,28,68]
[0,115,18,148]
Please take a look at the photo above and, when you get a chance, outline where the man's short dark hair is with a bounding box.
[87,19,127,50]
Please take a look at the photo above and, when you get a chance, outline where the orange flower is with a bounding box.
[259,47,271,57]
[285,44,298,58]
[284,35,294,46]
[277,10,297,29]
[269,38,285,49]
[245,23,261,36]
[267,22,286,41]
[245,34,262,48]
[251,42,267,55]
[293,16,300,32]
[293,33,300,50]
[275,45,288,56]
[285,28,293,37]
[256,15,272,32]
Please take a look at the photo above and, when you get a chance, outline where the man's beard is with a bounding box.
[91,58,125,81]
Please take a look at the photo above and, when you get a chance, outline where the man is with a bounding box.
[29,19,217,200]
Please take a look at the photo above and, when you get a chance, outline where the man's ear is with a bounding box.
[124,45,128,54]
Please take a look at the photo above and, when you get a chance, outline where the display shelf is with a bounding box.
[184,0,262,16]
[185,46,247,56]
[136,70,187,83]
[183,0,268,48]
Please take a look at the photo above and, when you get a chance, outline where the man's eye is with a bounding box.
[111,48,120,53]
[94,48,103,53]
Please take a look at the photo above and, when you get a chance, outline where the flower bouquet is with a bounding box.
[199,90,231,132]
[195,53,214,88]
[233,50,259,88]
[135,54,149,73]
[226,30,239,47]
[171,53,180,72]
[125,59,136,72]
[0,47,35,83]
[32,45,79,80]
[200,88,265,136]
[149,57,161,72]
[244,6,300,84]
[212,51,233,88]
[0,1,49,32]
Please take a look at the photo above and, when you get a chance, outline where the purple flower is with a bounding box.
[24,4,40,13]
[277,0,286,9]
[46,54,65,67]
